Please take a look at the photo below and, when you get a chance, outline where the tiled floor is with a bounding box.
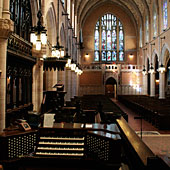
[111,98,170,160]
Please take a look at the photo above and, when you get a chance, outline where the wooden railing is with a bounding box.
[116,117,170,170]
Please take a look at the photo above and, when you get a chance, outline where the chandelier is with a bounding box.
[30,0,47,50]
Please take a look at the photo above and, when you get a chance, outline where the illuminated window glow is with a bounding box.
[94,13,124,62]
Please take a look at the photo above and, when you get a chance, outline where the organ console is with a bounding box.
[0,123,121,170]
[0,121,169,170]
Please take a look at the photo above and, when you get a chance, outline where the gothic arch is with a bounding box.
[30,0,38,26]
[105,75,117,98]
[46,2,57,46]
[152,49,159,65]
[105,74,118,85]
[60,23,65,47]
[162,43,170,66]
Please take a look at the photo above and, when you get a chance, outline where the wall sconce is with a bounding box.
[85,53,89,58]
[0,70,2,74]
[129,54,134,59]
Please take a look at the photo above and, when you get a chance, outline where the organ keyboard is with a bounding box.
[40,136,85,140]
[0,123,122,170]
[37,147,84,151]
[35,152,84,156]
[38,141,84,145]
[35,130,86,158]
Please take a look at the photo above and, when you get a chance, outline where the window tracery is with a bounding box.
[94,13,124,62]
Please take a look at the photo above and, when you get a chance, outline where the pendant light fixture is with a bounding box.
[149,43,155,74]
[30,0,47,50]
[158,36,166,73]
[52,0,64,58]
[142,48,147,75]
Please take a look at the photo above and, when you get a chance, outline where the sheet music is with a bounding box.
[81,124,92,128]
[43,114,55,127]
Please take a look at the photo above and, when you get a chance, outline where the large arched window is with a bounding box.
[145,15,149,43]
[163,0,168,30]
[139,26,143,48]
[94,13,124,62]
[153,2,158,37]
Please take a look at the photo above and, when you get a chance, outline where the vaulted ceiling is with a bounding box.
[74,0,150,29]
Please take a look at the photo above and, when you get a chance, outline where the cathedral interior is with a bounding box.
[0,0,170,169]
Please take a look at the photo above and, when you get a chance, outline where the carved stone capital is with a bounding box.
[0,18,14,39]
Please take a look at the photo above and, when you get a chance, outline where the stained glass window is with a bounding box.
[102,51,106,61]
[163,0,168,30]
[153,1,157,37]
[94,51,99,61]
[102,30,106,50]
[119,21,124,61]
[94,13,124,62]
[94,21,100,61]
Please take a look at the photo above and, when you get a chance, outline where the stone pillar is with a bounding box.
[57,70,63,84]
[65,68,69,101]
[0,18,14,131]
[32,57,44,113]
[159,72,165,99]
[2,0,10,19]
[150,73,155,97]
[67,69,72,101]
[62,70,66,89]
[45,69,58,91]
[76,73,79,96]
[71,71,75,98]
[142,74,148,95]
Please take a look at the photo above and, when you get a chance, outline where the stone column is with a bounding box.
[32,56,44,113]
[65,68,70,101]
[67,69,72,101]
[150,73,155,97]
[142,74,148,95]
[71,71,75,99]
[45,69,58,91]
[159,72,165,99]
[2,0,10,19]
[76,73,79,96]
[0,18,14,131]
[62,70,66,89]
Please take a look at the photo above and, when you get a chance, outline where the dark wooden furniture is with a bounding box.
[0,130,37,160]
[118,95,170,130]
[0,123,121,170]
[6,103,33,128]
[0,121,169,170]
